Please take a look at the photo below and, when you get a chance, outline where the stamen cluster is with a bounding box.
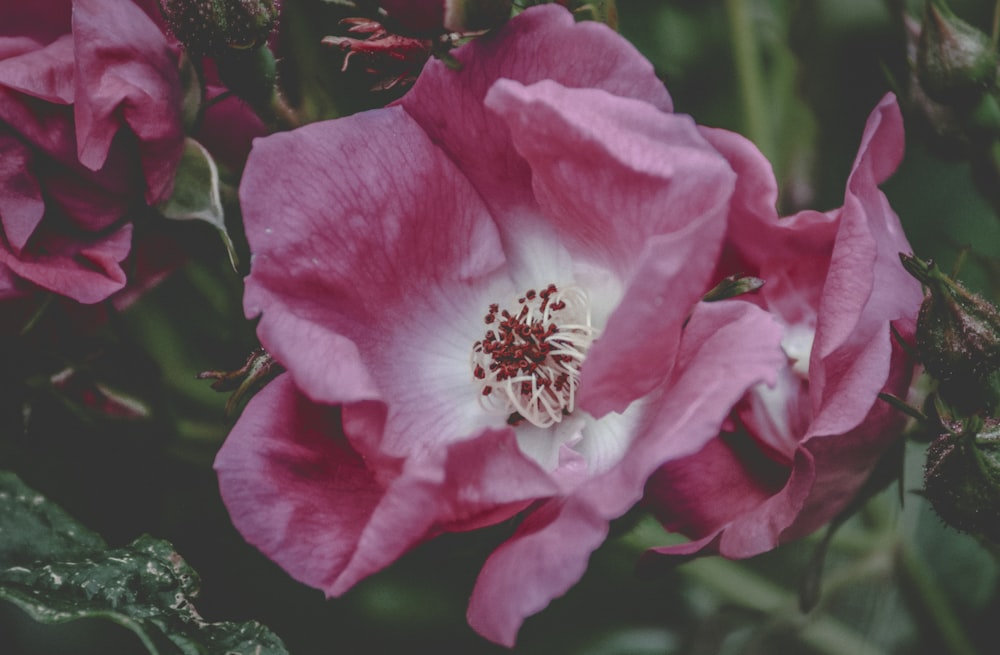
[472,284,598,428]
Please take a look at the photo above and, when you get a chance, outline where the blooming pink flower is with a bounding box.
[643,95,923,560]
[219,5,787,646]
[0,0,184,305]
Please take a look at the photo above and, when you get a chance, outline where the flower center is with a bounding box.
[471,284,599,428]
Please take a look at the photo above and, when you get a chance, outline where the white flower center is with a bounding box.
[471,284,599,428]
[781,323,815,380]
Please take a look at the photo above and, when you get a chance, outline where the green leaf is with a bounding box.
[157,137,239,270]
[0,471,288,655]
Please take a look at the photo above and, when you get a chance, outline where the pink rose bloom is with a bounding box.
[218,5,787,646]
[643,95,923,560]
[0,0,183,305]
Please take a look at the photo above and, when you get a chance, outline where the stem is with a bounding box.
[895,540,979,655]
[992,0,1000,47]
[680,557,889,655]
[724,0,776,162]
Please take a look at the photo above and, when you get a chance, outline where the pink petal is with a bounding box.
[468,300,786,646]
[0,221,131,304]
[467,497,608,647]
[214,376,386,592]
[399,4,671,213]
[0,132,45,253]
[241,106,506,426]
[643,95,922,561]
[645,433,789,538]
[72,0,183,204]
[809,95,921,436]
[329,422,560,595]
[485,79,734,416]
[0,33,75,104]
[698,125,838,325]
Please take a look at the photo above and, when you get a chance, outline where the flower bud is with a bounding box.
[924,417,1000,543]
[916,1,998,104]
[901,254,1000,413]
[161,0,279,57]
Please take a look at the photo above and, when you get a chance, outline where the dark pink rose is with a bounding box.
[643,95,923,560]
[0,0,184,305]
[219,5,787,646]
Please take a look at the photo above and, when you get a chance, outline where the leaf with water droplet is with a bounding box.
[0,471,288,655]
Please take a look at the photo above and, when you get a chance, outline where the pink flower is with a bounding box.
[0,0,184,305]
[643,95,923,560]
[219,5,787,646]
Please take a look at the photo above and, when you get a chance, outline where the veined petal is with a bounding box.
[72,0,182,204]
[485,80,734,416]
[214,376,385,593]
[0,133,45,253]
[399,4,671,213]
[0,222,131,304]
[468,300,786,645]
[809,95,921,436]
[329,425,560,595]
[242,106,509,454]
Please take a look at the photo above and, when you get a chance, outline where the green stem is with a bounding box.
[724,0,776,162]
[680,557,889,655]
[895,540,979,655]
[991,0,999,47]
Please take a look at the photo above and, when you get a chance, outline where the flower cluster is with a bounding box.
[217,4,923,647]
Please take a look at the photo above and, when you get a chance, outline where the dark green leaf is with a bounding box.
[0,471,288,655]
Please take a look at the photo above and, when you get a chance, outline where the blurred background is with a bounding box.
[2,0,999,653]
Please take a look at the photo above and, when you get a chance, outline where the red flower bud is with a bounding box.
[924,417,1000,543]
[161,0,279,56]
[901,254,1000,413]
[916,1,997,104]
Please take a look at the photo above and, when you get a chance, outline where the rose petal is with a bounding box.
[643,95,921,561]
[0,132,45,253]
[0,32,74,103]
[72,0,183,204]
[468,300,786,645]
[329,423,560,595]
[809,95,921,436]
[242,106,507,431]
[215,376,386,592]
[0,221,132,304]
[399,4,671,213]
[485,79,734,415]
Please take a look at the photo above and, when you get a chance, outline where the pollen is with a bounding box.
[471,284,599,428]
